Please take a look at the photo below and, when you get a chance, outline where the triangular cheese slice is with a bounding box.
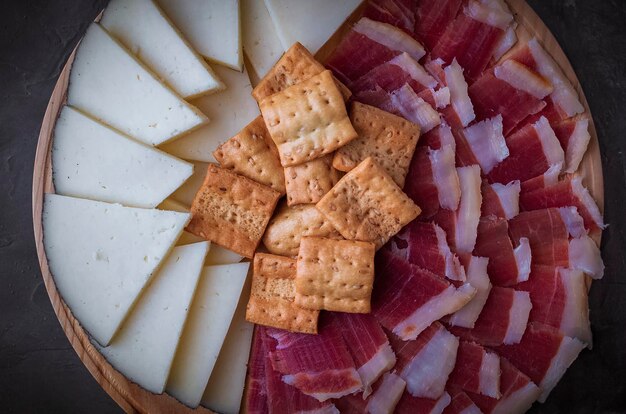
[67,23,208,146]
[52,106,193,209]
[156,0,242,70]
[166,263,250,408]
[160,65,260,162]
[96,242,209,394]
[170,160,209,206]
[241,0,285,77]
[100,0,224,98]
[42,194,189,346]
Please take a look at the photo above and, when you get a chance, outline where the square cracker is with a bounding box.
[316,157,421,249]
[295,237,375,313]
[263,203,342,257]
[213,116,286,194]
[333,102,421,187]
[260,70,358,167]
[252,42,351,102]
[187,164,281,258]
[284,154,341,205]
[246,253,319,334]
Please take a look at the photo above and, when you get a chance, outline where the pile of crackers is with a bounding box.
[187,43,423,334]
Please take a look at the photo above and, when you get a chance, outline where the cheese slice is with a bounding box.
[67,23,208,146]
[201,278,254,414]
[52,106,193,209]
[96,242,208,394]
[156,0,242,71]
[160,65,259,162]
[241,0,284,78]
[264,0,362,54]
[166,263,250,407]
[42,194,189,346]
[100,0,224,98]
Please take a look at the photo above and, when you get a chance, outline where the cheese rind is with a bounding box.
[241,0,284,77]
[100,0,224,98]
[42,194,189,346]
[96,242,208,394]
[52,106,193,209]
[67,23,207,146]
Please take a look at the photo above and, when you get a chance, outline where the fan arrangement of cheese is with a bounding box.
[42,0,607,413]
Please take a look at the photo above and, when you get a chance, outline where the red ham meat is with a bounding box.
[266,323,362,401]
[390,84,442,133]
[419,123,456,151]
[493,322,585,403]
[373,251,476,341]
[448,341,501,398]
[335,372,406,414]
[388,322,459,399]
[442,388,482,414]
[426,58,476,129]
[413,0,463,51]
[519,162,561,193]
[447,255,492,329]
[508,208,569,267]
[246,328,269,414]
[473,216,531,286]
[396,391,452,414]
[449,286,532,346]
[363,0,416,35]
[551,115,591,173]
[467,358,541,414]
[481,180,520,220]
[461,115,509,174]
[327,17,426,84]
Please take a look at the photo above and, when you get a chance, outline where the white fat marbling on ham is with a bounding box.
[445,59,476,127]
[494,60,553,99]
[569,235,605,279]
[433,145,462,211]
[448,255,492,329]
[354,17,426,61]
[503,290,533,344]
[391,84,441,133]
[465,0,513,30]
[558,207,587,238]
[463,115,509,174]
[491,181,521,219]
[492,21,518,62]
[455,165,483,254]
[559,268,593,346]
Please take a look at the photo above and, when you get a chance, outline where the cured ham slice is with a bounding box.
[335,372,406,414]
[519,175,605,232]
[493,322,585,402]
[413,0,463,51]
[426,58,475,129]
[552,115,591,173]
[569,234,605,279]
[447,255,492,329]
[373,251,476,341]
[266,323,362,401]
[508,208,569,267]
[519,163,561,193]
[466,358,541,414]
[327,17,426,84]
[391,84,442,133]
[388,322,459,399]
[245,328,269,414]
[487,117,564,184]
[419,123,456,151]
[363,0,416,35]
[396,391,452,414]
[449,286,532,346]
[448,341,501,398]
[443,388,482,414]
[473,216,531,286]
[481,180,520,220]
[418,87,452,109]
[462,115,509,174]
[492,22,518,62]
[328,313,396,397]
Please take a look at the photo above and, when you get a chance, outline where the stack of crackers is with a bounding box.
[187,43,423,334]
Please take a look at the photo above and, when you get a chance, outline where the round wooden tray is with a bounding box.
[32,1,604,413]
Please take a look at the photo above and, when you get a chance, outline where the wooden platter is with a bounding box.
[31,1,604,413]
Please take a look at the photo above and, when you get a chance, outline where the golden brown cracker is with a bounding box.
[284,154,341,205]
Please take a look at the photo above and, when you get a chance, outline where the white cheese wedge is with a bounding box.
[100,0,224,99]
[52,106,193,209]
[156,0,242,71]
[42,194,189,346]
[264,0,362,53]
[95,242,208,394]
[241,0,284,77]
[201,279,254,414]
[67,23,208,146]
[160,65,259,162]
[166,263,250,408]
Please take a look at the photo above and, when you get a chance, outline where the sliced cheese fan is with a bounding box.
[241,0,284,77]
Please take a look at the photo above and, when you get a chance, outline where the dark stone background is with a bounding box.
[0,0,623,413]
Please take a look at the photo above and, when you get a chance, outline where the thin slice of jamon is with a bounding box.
[418,87,452,109]
[519,163,561,193]
[449,286,532,346]
[447,255,492,329]
[466,358,541,414]
[266,322,362,401]
[328,313,396,397]
[388,322,459,399]
[519,175,605,232]
[245,327,269,414]
[404,145,460,218]
[396,391,452,414]
[426,58,476,129]
[442,388,482,414]
[473,216,531,286]
[552,115,591,173]
[363,0,416,35]
[413,0,463,51]
[419,123,456,151]
[391,84,442,133]
[569,234,605,279]
[448,341,501,398]
[481,180,520,219]
[334,372,406,414]
[493,322,585,403]
[491,22,518,62]
[373,251,476,341]
[508,208,569,267]
[487,117,564,184]
[355,85,397,113]
[327,17,426,84]
[462,115,509,174]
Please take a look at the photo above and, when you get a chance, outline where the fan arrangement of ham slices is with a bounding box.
[39,0,605,413]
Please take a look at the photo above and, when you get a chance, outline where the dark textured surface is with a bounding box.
[0,0,624,413]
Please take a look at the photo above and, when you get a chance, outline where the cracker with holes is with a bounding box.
[295,237,375,313]
[187,164,281,258]
[252,42,351,102]
[246,253,319,334]
[284,154,341,205]
[316,157,421,249]
[263,203,343,256]
[259,70,358,167]
[213,116,286,194]
[333,102,421,187]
